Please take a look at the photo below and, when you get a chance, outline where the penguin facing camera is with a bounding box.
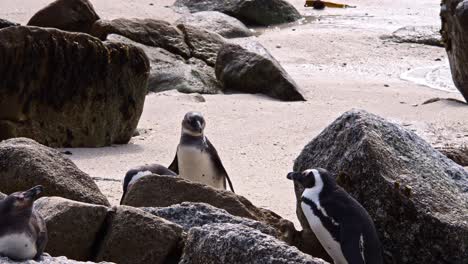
[287,168,383,264]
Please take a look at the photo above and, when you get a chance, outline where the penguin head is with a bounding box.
[182,111,206,136]
[0,185,43,215]
[287,168,334,189]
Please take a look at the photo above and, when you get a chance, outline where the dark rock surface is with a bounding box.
[179,223,329,264]
[177,23,226,66]
[0,26,149,147]
[215,41,305,101]
[0,138,110,206]
[293,109,468,264]
[173,0,302,26]
[91,18,190,58]
[175,11,252,38]
[143,202,277,236]
[95,206,184,264]
[107,34,221,94]
[441,0,468,102]
[0,255,114,264]
[0,18,19,29]
[27,0,99,34]
[34,197,109,261]
[0,191,5,200]
[381,25,443,47]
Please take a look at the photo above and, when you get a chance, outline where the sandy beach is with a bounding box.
[2,0,467,227]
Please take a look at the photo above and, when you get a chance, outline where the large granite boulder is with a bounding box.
[34,197,109,261]
[0,255,114,264]
[91,18,190,58]
[95,206,184,264]
[176,23,226,66]
[143,202,277,236]
[107,34,221,94]
[215,41,305,101]
[121,175,297,246]
[381,25,443,47]
[293,109,468,264]
[27,0,99,34]
[0,18,19,29]
[441,0,468,102]
[0,138,110,206]
[179,223,329,264]
[175,11,252,38]
[0,26,149,147]
[173,0,301,26]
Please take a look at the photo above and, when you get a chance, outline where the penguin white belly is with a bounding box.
[301,202,348,264]
[0,233,37,260]
[177,146,224,189]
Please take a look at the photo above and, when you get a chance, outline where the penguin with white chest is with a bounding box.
[0,186,47,261]
[287,168,383,264]
[169,111,235,192]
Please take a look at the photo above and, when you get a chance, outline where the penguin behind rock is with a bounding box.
[169,111,235,192]
[0,186,47,261]
[287,168,383,264]
[120,164,177,204]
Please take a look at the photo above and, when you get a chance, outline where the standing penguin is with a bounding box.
[169,111,235,192]
[0,186,47,261]
[287,168,383,264]
[120,163,177,204]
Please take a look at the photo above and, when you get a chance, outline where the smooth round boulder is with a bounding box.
[27,0,99,34]
[0,138,110,206]
[34,197,109,261]
[0,26,149,147]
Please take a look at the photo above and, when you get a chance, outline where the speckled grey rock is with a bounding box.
[441,0,468,102]
[293,109,468,264]
[0,255,113,263]
[175,11,252,38]
[143,202,277,236]
[179,223,329,264]
[107,34,221,94]
[173,0,301,26]
[381,25,443,47]
[215,41,305,101]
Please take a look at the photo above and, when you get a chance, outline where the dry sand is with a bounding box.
[2,0,467,227]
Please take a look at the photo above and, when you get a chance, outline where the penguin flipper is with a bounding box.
[340,228,366,264]
[206,138,235,193]
[34,214,48,260]
[168,152,179,174]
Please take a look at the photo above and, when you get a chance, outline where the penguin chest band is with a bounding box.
[0,233,37,260]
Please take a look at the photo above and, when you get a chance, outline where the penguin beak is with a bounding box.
[287,172,299,181]
[23,185,43,199]
[195,121,203,133]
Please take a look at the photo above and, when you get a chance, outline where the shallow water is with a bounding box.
[401,62,458,93]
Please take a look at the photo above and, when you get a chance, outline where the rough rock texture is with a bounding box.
[0,18,19,29]
[91,18,190,58]
[122,175,298,246]
[95,206,184,264]
[0,255,114,264]
[381,25,443,47]
[177,23,226,66]
[27,0,99,34]
[0,26,149,147]
[173,0,301,26]
[0,138,110,206]
[293,109,468,264]
[216,41,305,101]
[108,34,221,94]
[436,145,468,166]
[34,197,109,261]
[441,0,468,102]
[179,224,329,264]
[143,202,277,236]
[175,11,252,38]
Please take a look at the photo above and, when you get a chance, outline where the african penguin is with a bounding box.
[120,164,177,204]
[0,186,48,261]
[287,168,383,264]
[169,111,235,192]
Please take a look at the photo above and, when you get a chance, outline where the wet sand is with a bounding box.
[2,0,467,227]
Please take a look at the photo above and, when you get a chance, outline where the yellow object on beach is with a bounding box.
[304,0,356,8]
